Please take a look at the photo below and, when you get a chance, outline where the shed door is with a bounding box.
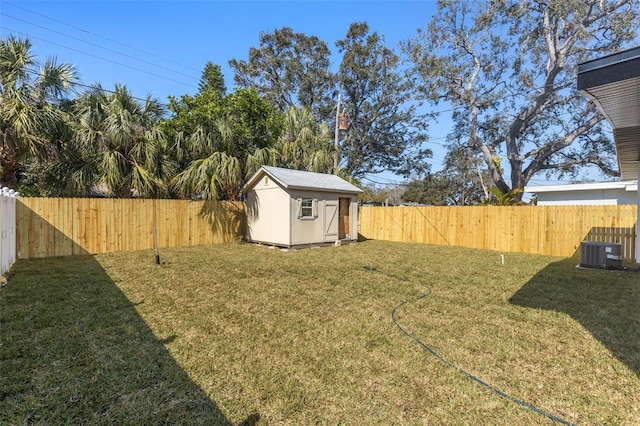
[339,197,350,239]
[324,201,338,241]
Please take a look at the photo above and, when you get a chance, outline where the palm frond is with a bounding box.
[68,160,99,196]
[0,36,36,89]
[131,161,165,197]
[245,147,278,178]
[171,151,242,200]
[37,57,78,101]
[305,150,333,173]
[216,117,234,153]
[99,150,128,195]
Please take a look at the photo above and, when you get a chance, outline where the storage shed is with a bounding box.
[242,166,363,247]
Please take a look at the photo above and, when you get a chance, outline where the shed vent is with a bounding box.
[579,241,622,269]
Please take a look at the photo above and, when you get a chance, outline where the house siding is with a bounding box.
[525,181,638,206]
[535,188,637,205]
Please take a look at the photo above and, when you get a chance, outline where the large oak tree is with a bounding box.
[229,27,334,119]
[336,22,431,179]
[230,24,432,180]
[405,0,639,199]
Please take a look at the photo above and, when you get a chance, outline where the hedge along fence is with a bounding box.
[16,198,246,259]
[15,199,638,262]
[358,205,638,262]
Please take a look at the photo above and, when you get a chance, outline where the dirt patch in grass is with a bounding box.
[2,241,639,424]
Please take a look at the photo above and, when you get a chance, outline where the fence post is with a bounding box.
[8,189,17,265]
[0,190,4,275]
[0,188,19,275]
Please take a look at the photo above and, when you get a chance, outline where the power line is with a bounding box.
[3,1,201,73]
[1,12,199,82]
[362,176,409,187]
[1,26,197,92]
[72,82,169,106]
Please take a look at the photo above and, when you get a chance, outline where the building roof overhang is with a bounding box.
[525,180,638,194]
[578,46,640,180]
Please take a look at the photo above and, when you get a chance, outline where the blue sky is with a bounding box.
[0,1,625,188]
[2,1,439,98]
[1,0,452,185]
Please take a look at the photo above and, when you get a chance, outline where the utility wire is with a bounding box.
[1,2,580,116]
[3,0,580,116]
[1,26,197,92]
[72,82,171,106]
[3,1,201,73]
[1,12,199,81]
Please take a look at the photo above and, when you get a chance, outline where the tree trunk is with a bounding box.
[1,131,21,188]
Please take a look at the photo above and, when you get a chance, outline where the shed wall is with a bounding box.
[246,180,291,246]
[289,190,335,246]
[245,169,360,247]
[288,190,359,246]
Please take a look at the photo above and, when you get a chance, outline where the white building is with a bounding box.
[577,46,640,262]
[525,181,638,205]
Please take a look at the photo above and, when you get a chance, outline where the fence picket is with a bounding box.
[11,199,639,263]
[358,205,637,262]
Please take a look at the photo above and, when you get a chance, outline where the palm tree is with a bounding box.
[72,84,174,197]
[171,117,279,200]
[278,106,333,173]
[0,36,78,187]
[170,88,282,200]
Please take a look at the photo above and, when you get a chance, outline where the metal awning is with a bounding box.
[578,46,640,180]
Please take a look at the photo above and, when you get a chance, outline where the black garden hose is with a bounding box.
[364,265,576,426]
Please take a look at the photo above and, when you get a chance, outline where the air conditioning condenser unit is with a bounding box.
[579,241,622,269]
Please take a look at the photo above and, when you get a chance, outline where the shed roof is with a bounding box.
[243,166,363,194]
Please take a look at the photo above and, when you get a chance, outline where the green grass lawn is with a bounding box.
[2,240,639,425]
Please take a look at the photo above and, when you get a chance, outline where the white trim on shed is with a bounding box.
[243,166,363,248]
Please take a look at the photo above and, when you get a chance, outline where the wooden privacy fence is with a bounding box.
[358,205,638,261]
[17,198,246,259]
[15,199,638,261]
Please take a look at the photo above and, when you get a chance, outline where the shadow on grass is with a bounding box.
[0,252,255,424]
[509,257,640,377]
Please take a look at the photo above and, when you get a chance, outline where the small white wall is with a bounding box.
[246,178,291,246]
[349,198,359,241]
[0,188,18,274]
[533,187,638,205]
